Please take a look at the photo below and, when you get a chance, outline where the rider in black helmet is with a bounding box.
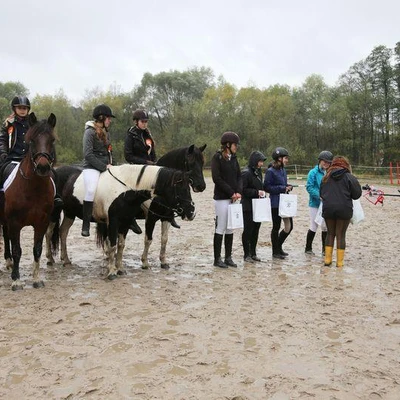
[81,104,115,237]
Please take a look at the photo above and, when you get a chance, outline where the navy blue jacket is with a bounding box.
[263,165,288,208]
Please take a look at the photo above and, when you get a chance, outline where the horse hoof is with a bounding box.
[141,265,149,270]
[117,270,127,276]
[47,261,54,266]
[11,284,23,291]
[33,281,45,289]
[107,274,118,281]
[161,264,170,270]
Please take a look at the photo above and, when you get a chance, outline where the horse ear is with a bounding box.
[48,113,57,128]
[188,144,195,154]
[28,112,37,126]
[199,144,207,152]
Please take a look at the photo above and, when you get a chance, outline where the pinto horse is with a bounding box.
[0,113,56,290]
[46,164,195,279]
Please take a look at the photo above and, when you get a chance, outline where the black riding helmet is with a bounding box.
[11,96,30,109]
[93,104,116,120]
[272,147,289,160]
[221,131,240,145]
[318,150,333,162]
[132,109,149,121]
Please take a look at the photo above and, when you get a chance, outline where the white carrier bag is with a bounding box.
[227,202,244,229]
[278,194,298,218]
[314,201,327,230]
[350,199,365,224]
[252,198,272,222]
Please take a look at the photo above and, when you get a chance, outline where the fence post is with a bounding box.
[397,162,399,185]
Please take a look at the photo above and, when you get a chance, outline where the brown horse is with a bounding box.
[0,113,56,290]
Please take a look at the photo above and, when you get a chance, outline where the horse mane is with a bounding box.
[155,168,186,194]
[25,118,56,143]
[113,164,162,190]
[157,147,188,169]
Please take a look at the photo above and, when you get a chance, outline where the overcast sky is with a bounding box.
[1,0,400,103]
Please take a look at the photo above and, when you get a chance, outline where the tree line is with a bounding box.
[1,42,400,167]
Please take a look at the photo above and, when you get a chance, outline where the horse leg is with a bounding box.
[45,221,56,266]
[159,221,171,269]
[9,230,23,291]
[32,232,45,289]
[141,215,157,270]
[103,237,118,280]
[2,225,13,271]
[60,216,75,267]
[116,233,126,275]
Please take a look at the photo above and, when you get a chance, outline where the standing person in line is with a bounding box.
[241,150,267,263]
[305,150,333,255]
[211,131,242,268]
[320,156,361,267]
[263,147,293,259]
[81,104,115,237]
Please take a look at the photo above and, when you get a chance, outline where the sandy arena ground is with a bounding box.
[0,177,399,399]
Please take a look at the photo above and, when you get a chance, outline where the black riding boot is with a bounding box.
[272,230,284,259]
[213,233,227,268]
[53,193,64,210]
[224,233,237,267]
[129,218,142,235]
[278,230,290,256]
[321,231,327,255]
[81,201,94,237]
[305,229,316,254]
[170,217,180,229]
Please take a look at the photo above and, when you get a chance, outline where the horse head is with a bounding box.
[155,168,196,221]
[26,113,57,176]
[185,144,206,192]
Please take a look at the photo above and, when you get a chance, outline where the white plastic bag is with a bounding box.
[351,199,365,224]
[252,198,272,222]
[227,203,244,229]
[314,202,327,230]
[278,194,298,218]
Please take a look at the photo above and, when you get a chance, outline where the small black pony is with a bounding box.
[46,164,195,279]
[0,113,57,290]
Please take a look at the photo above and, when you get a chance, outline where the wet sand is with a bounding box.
[1,178,399,399]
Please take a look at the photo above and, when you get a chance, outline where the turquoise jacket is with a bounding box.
[306,164,325,208]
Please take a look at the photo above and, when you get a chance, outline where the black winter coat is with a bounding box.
[241,151,266,212]
[124,125,156,164]
[211,151,242,200]
[320,169,362,220]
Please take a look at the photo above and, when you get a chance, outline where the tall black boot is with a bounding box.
[213,233,227,268]
[129,218,142,234]
[305,229,316,254]
[321,231,327,255]
[278,230,290,257]
[170,217,180,229]
[81,201,94,237]
[53,193,64,210]
[272,230,284,259]
[224,233,237,267]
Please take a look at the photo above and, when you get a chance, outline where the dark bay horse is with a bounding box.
[0,113,56,290]
[46,164,195,279]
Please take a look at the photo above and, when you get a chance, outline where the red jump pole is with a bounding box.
[390,162,393,185]
[397,162,400,185]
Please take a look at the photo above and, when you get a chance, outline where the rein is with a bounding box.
[106,168,186,218]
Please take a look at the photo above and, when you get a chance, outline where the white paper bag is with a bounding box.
[252,198,272,222]
[278,194,298,218]
[314,201,326,229]
[227,203,244,229]
[351,199,365,224]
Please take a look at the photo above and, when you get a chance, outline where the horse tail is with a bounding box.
[96,222,108,249]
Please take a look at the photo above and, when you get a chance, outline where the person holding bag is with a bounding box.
[211,131,242,268]
[264,147,293,259]
[241,150,267,263]
[304,150,333,255]
[320,156,362,267]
